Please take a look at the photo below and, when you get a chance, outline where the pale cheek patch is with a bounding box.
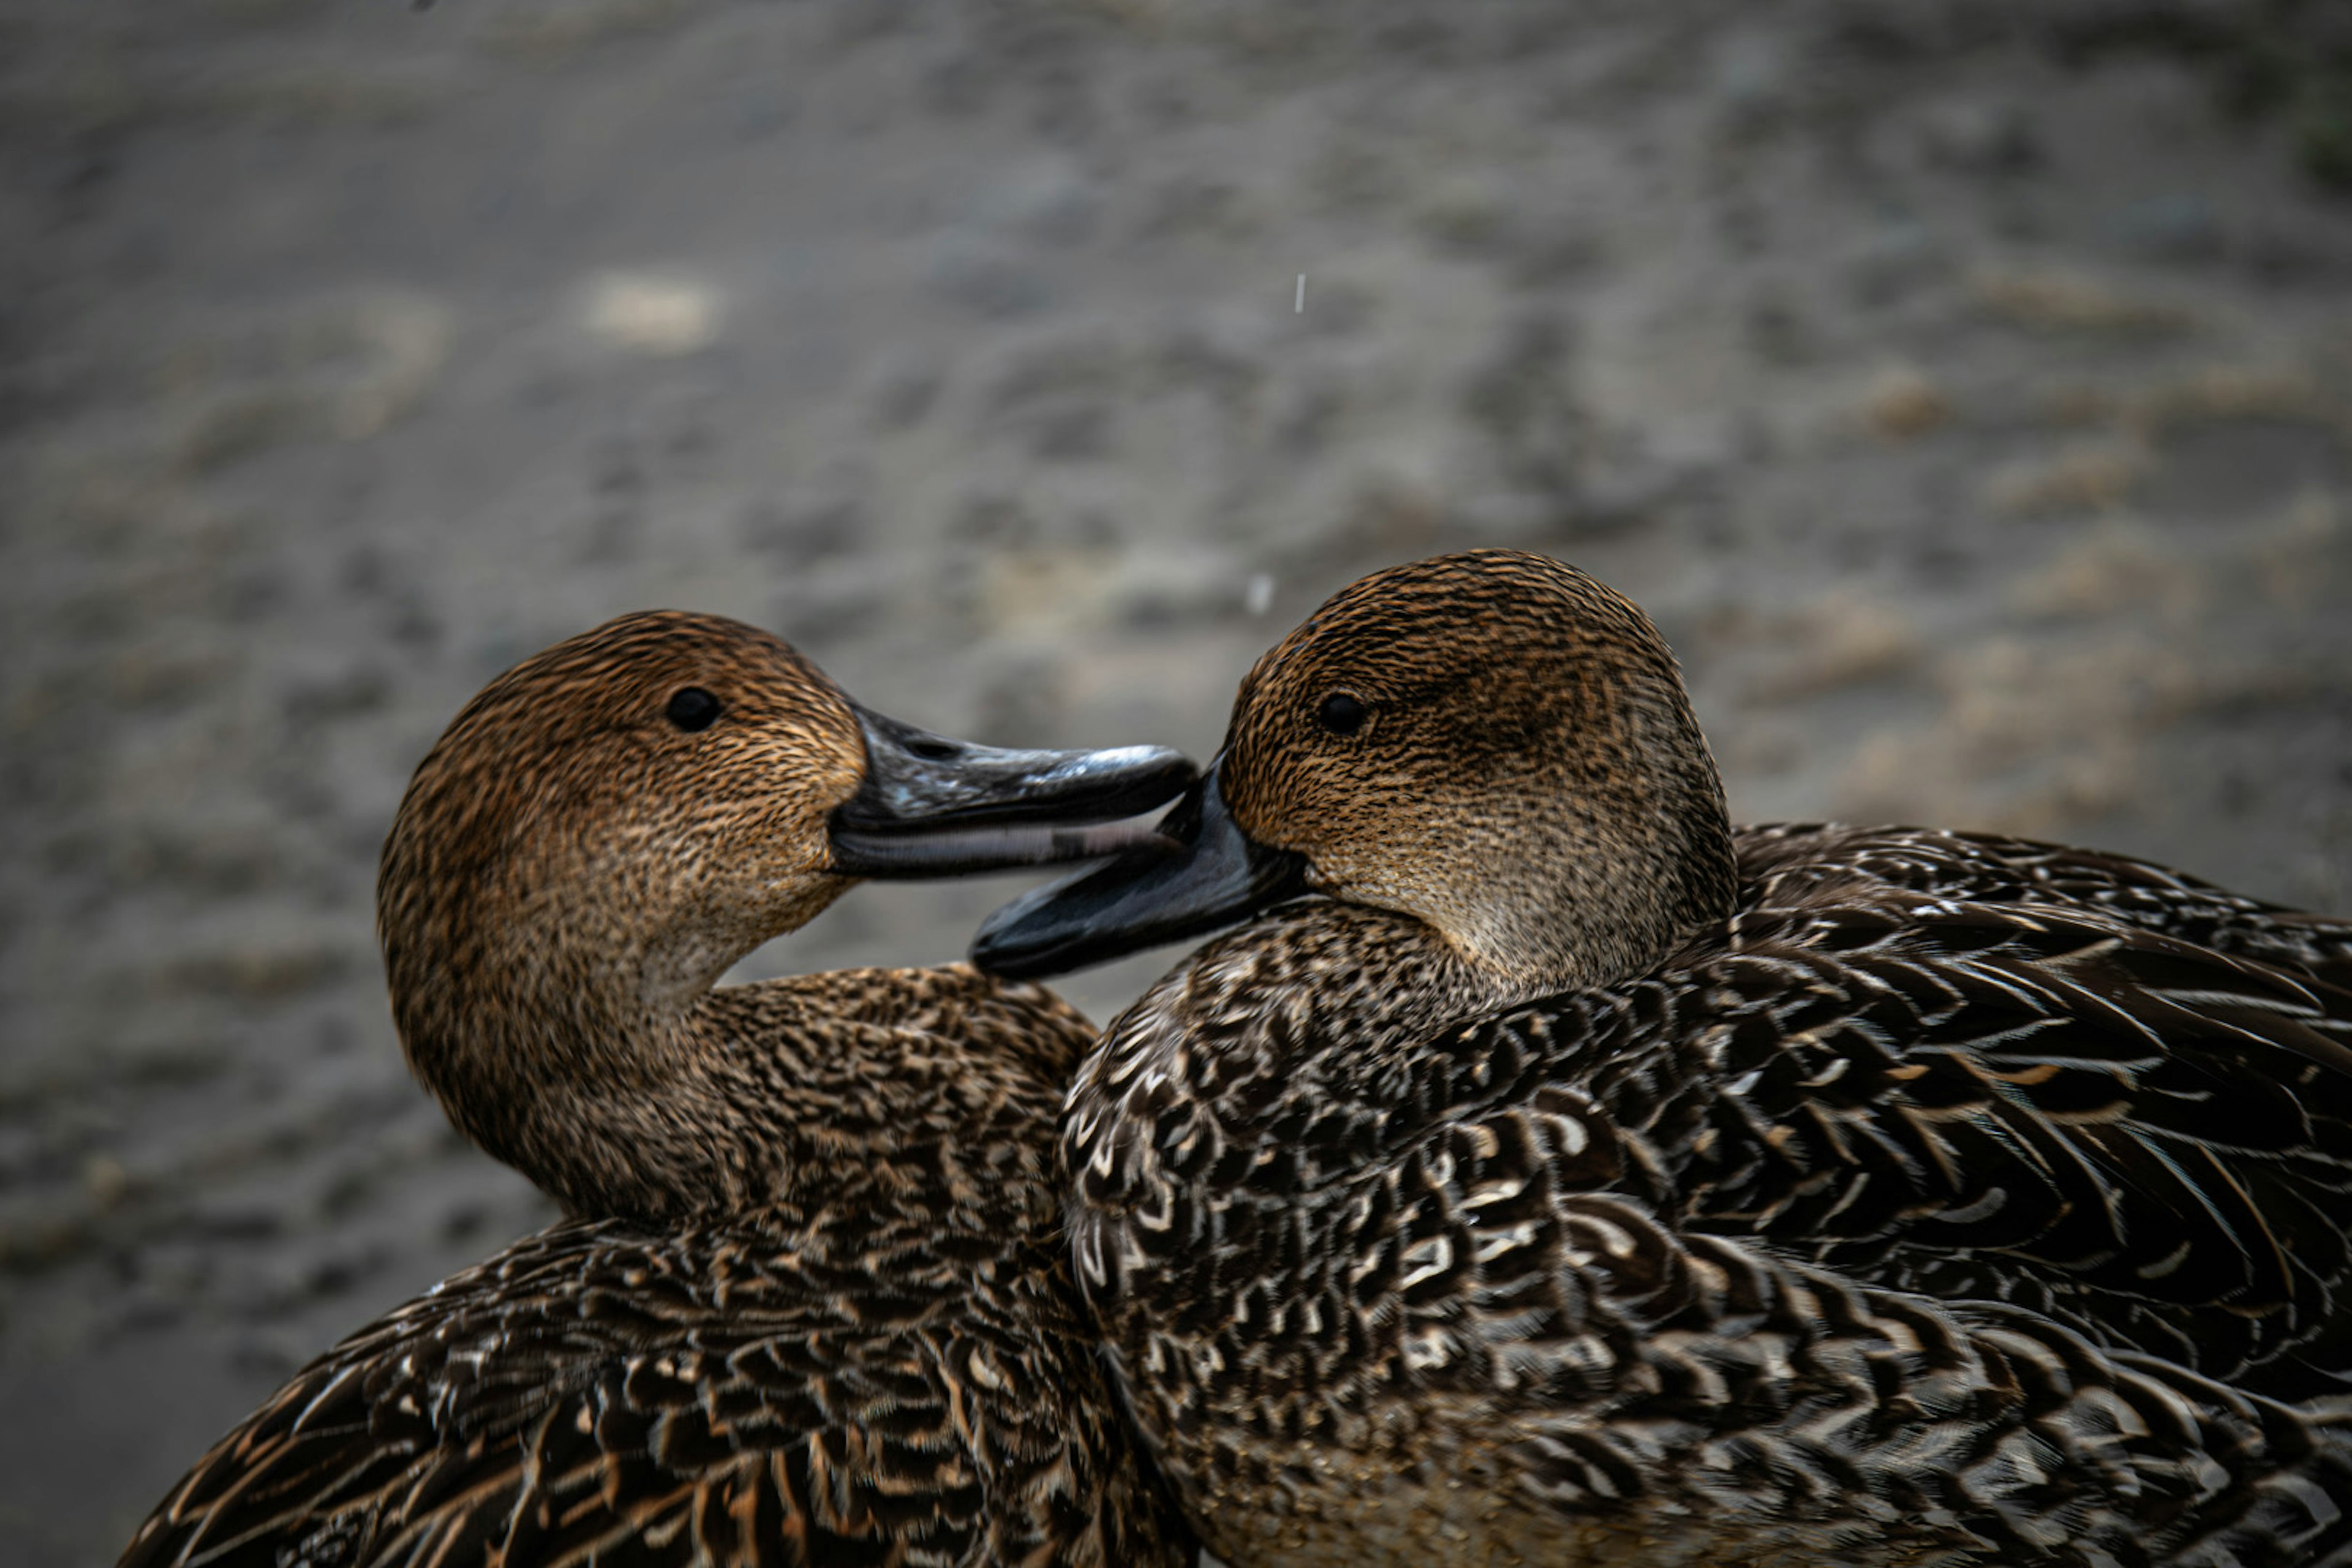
[1313,834,1553,983]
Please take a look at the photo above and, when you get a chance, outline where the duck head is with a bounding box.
[379,610,1191,1216]
[974,550,1735,997]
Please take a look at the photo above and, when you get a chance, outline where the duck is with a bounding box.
[971,549,2352,1567]
[121,610,1199,1568]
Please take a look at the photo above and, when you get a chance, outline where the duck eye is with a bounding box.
[665,687,723,733]
[1314,692,1368,736]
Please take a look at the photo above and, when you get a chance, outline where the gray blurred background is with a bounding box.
[4,0,2350,1560]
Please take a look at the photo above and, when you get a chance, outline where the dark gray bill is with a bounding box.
[970,758,1310,979]
[827,703,1195,878]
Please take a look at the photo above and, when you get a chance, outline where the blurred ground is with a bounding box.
[2,0,2350,1561]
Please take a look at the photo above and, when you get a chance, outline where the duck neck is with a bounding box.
[1368,764,1740,1002]
[1065,900,1525,1308]
[382,880,805,1227]
[387,897,1081,1236]
[395,959,748,1222]
[1072,901,1523,1184]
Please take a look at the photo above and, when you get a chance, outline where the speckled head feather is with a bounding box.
[1224,549,1733,990]
[377,609,1189,1223]
[385,613,863,1009]
[124,611,1201,1568]
[379,613,869,1209]
[1010,556,2352,1568]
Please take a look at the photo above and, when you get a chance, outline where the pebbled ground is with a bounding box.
[2,1,2348,1562]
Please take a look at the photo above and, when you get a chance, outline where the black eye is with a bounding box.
[665,687,723,733]
[1315,692,1367,736]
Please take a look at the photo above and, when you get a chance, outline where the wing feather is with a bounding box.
[1411,827,2352,1396]
[121,1221,1179,1568]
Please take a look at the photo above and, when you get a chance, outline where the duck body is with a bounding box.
[1672,822,2352,1394]
[123,611,1197,1568]
[1063,848,2352,1567]
[132,970,1179,1568]
[976,551,2352,1567]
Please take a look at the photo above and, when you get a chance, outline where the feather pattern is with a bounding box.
[1011,551,2352,1567]
[1067,878,2352,1567]
[119,612,1194,1568]
[127,974,1188,1568]
[1457,824,2352,1397]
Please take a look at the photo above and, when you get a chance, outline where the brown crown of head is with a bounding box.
[1218,549,1735,988]
[377,611,866,1076]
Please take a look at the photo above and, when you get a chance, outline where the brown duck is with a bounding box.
[976,549,2352,1567]
[121,611,1197,1568]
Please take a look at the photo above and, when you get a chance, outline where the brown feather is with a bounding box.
[121,612,1191,1568]
[1058,551,2352,1567]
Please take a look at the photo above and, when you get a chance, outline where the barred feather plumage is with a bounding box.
[1017,552,2352,1567]
[121,612,1192,1568]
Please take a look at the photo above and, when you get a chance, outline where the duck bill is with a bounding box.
[827,703,1196,879]
[970,758,1310,979]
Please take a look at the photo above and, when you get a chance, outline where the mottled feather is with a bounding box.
[1024,552,2352,1567]
[1069,900,2352,1566]
[123,613,1192,1568]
